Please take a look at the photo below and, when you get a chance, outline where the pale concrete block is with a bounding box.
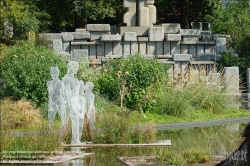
[89,45,96,60]
[161,23,180,34]
[223,67,239,93]
[147,41,156,54]
[164,42,170,55]
[148,5,156,27]
[181,45,188,54]
[197,45,204,55]
[105,42,112,56]
[123,41,131,55]
[209,73,221,85]
[165,34,181,41]
[120,27,148,36]
[86,24,110,32]
[97,45,104,59]
[149,27,164,41]
[156,42,163,55]
[113,42,123,55]
[172,54,191,61]
[189,45,196,58]
[180,29,201,36]
[131,42,139,54]
[247,68,250,93]
[138,37,148,41]
[202,35,213,41]
[146,0,155,5]
[198,53,215,61]
[216,37,227,54]
[75,29,87,33]
[53,40,63,52]
[71,32,90,40]
[73,49,88,61]
[139,7,149,27]
[205,45,215,53]
[123,0,136,26]
[201,31,211,35]
[53,34,62,40]
[63,42,70,53]
[171,41,181,55]
[100,34,122,41]
[182,36,199,42]
[62,34,73,42]
[90,31,110,41]
[139,41,147,54]
[124,32,137,41]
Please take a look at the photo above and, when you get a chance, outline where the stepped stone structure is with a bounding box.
[39,0,245,94]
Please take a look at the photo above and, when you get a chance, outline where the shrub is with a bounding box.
[236,35,250,57]
[97,54,170,112]
[0,41,67,107]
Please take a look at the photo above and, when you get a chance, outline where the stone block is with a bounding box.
[161,23,180,34]
[97,45,104,59]
[62,34,73,42]
[201,31,211,35]
[223,67,239,93]
[123,41,131,55]
[198,53,215,61]
[197,45,204,55]
[172,54,191,61]
[89,45,97,60]
[180,29,201,36]
[139,7,149,27]
[131,42,139,54]
[100,34,122,41]
[165,34,181,41]
[53,34,62,40]
[182,36,200,42]
[156,42,163,55]
[247,68,250,93]
[120,27,148,36]
[124,32,137,41]
[205,45,215,53]
[63,42,70,53]
[72,45,80,50]
[73,49,88,61]
[171,41,181,55]
[189,45,196,58]
[148,5,156,27]
[181,45,188,54]
[75,29,87,33]
[139,41,147,54]
[105,42,112,56]
[71,32,90,40]
[216,37,227,54]
[86,24,110,32]
[148,27,164,41]
[123,0,136,26]
[90,31,110,41]
[209,73,221,85]
[147,41,156,54]
[202,35,213,41]
[113,42,123,55]
[53,40,63,52]
[164,42,170,55]
[138,37,148,41]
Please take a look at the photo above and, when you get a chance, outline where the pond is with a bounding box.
[61,123,245,166]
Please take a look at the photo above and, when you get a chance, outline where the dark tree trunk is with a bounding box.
[180,0,189,29]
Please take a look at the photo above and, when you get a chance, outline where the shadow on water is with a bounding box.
[62,123,246,166]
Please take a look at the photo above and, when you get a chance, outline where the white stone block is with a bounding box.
[181,45,188,54]
[89,45,97,60]
[148,5,156,27]
[165,34,181,41]
[75,29,87,33]
[180,29,201,36]
[139,7,149,27]
[223,67,239,93]
[149,27,164,41]
[161,23,180,34]
[63,42,70,53]
[182,36,199,42]
[120,27,148,36]
[124,32,137,41]
[73,49,88,61]
[172,54,191,61]
[90,31,110,41]
[62,34,73,42]
[97,45,104,58]
[171,41,180,55]
[147,41,156,54]
[205,45,215,53]
[105,42,112,56]
[123,0,136,26]
[113,42,123,55]
[156,42,163,55]
[198,53,215,61]
[53,40,63,52]
[86,24,110,32]
[197,45,204,55]
[101,35,122,41]
[71,32,90,40]
[138,37,148,41]
[164,42,170,55]
[139,41,147,54]
[189,45,196,58]
[123,41,131,55]
[131,42,138,54]
[216,37,227,54]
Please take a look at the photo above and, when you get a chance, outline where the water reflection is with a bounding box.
[62,123,246,166]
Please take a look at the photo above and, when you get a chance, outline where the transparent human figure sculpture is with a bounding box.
[47,66,67,135]
[62,61,82,144]
[78,80,86,142]
[84,82,96,139]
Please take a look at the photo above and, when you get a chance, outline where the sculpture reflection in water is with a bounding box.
[47,61,96,146]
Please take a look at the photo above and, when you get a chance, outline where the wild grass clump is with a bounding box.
[0,98,42,130]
